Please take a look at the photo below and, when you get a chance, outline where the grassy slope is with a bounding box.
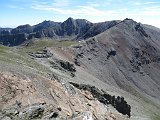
[25,39,77,51]
[0,39,77,76]
[152,115,160,120]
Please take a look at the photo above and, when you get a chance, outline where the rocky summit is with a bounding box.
[0,18,160,120]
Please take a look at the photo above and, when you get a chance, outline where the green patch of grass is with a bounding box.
[152,114,160,120]
[0,45,9,53]
[0,44,8,49]
[23,39,78,52]
[0,45,51,75]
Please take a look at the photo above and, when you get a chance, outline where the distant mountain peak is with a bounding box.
[122,18,137,24]
[17,24,31,29]
[123,18,133,21]
[67,17,74,20]
[63,17,75,24]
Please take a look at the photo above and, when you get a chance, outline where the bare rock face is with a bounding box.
[0,72,130,120]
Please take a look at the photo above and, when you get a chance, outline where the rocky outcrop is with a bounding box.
[70,82,131,117]
[47,57,76,77]
[107,49,117,59]
[135,23,148,37]
[58,60,76,72]
[130,45,160,73]
[0,103,53,120]
[74,52,84,66]
[28,49,52,58]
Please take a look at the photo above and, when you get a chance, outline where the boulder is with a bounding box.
[58,60,76,72]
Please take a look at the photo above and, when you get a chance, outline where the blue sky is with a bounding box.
[0,0,160,28]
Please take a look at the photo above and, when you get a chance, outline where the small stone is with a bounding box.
[50,112,59,118]
[57,107,62,111]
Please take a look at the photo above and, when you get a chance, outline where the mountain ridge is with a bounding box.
[1,18,160,46]
[0,17,121,46]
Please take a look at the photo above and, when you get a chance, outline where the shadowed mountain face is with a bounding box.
[0,28,12,32]
[0,17,119,46]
